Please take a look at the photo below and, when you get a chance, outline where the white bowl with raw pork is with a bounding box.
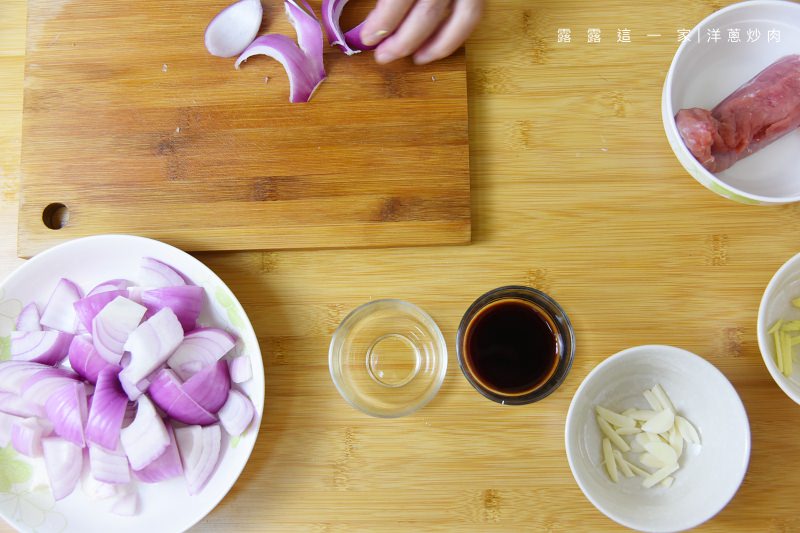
[0,235,263,533]
[662,0,800,205]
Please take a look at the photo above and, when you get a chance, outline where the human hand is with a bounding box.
[359,0,484,65]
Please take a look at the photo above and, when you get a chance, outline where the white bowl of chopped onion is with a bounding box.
[757,251,800,404]
[565,345,750,532]
[0,235,263,533]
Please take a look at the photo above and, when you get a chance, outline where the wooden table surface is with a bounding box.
[2,0,800,531]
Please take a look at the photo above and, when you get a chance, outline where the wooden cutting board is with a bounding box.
[17,0,470,257]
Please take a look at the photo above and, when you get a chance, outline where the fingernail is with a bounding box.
[374,49,395,64]
[413,53,432,65]
[363,29,388,46]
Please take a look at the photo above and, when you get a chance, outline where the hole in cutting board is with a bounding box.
[42,203,69,230]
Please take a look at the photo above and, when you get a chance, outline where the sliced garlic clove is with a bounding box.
[652,383,676,414]
[628,409,657,422]
[627,461,651,478]
[659,476,674,488]
[643,390,663,411]
[644,441,678,466]
[668,426,683,457]
[639,452,664,469]
[642,409,674,434]
[643,463,678,488]
[597,416,631,452]
[596,405,636,428]
[615,427,641,436]
[613,450,634,478]
[603,438,618,482]
[676,415,701,445]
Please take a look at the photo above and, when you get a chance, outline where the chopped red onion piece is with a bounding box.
[134,424,184,483]
[175,424,221,495]
[0,361,53,394]
[120,308,183,386]
[12,417,47,457]
[42,437,83,500]
[343,21,376,51]
[321,0,362,55]
[236,34,326,103]
[140,286,204,333]
[139,257,187,288]
[119,374,150,402]
[86,367,128,451]
[0,411,23,447]
[15,303,41,332]
[110,485,139,516]
[40,278,83,334]
[120,395,170,471]
[89,443,131,484]
[148,369,217,425]
[183,360,231,413]
[0,391,46,418]
[11,330,73,366]
[74,290,128,333]
[87,279,131,297]
[92,296,147,365]
[285,0,327,80]
[229,356,252,384]
[21,368,80,407]
[167,328,236,381]
[204,0,264,58]
[68,335,118,385]
[127,286,144,305]
[218,389,255,437]
[44,380,88,447]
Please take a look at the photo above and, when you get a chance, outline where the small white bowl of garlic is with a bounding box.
[565,345,750,532]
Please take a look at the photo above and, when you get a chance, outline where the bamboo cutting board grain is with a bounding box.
[17,0,470,257]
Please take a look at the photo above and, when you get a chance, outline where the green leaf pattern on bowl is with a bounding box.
[0,291,22,338]
[0,448,32,493]
[214,286,246,331]
[0,337,9,362]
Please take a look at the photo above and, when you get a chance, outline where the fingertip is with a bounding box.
[362,29,389,47]
[374,48,396,64]
[412,52,436,65]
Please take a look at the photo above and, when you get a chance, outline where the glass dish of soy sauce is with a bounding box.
[456,286,575,405]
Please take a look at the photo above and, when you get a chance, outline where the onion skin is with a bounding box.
[204,0,264,58]
[148,369,217,425]
[68,335,117,384]
[44,380,88,447]
[74,290,128,334]
[167,327,236,381]
[175,424,222,495]
[85,367,128,452]
[134,424,183,483]
[140,286,204,333]
[42,437,83,500]
[183,360,231,414]
[15,303,41,332]
[218,389,255,437]
[139,257,187,288]
[120,395,170,471]
[40,278,83,334]
[11,331,73,366]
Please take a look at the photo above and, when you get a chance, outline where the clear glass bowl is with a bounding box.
[329,299,447,418]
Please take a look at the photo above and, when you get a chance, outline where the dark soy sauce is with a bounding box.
[464,299,559,395]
